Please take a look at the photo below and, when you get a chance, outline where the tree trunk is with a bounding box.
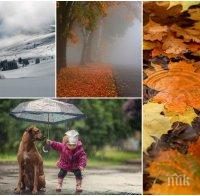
[80,39,87,65]
[57,26,67,73]
[80,30,94,65]
[96,19,103,61]
[85,32,94,63]
[57,1,75,73]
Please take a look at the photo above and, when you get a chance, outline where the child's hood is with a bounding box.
[77,140,83,147]
[75,140,84,151]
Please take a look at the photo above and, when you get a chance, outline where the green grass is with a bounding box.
[0,153,17,162]
[0,149,141,168]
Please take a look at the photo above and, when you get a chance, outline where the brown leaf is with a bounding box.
[171,24,200,43]
[144,19,168,42]
[144,2,183,25]
[162,33,188,55]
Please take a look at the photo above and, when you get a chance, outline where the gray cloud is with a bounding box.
[0,1,55,36]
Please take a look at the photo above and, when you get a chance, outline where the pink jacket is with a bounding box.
[50,140,87,171]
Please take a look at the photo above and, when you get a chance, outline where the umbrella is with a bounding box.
[10,98,85,125]
[10,98,86,152]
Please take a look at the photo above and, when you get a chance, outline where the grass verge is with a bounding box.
[0,149,140,168]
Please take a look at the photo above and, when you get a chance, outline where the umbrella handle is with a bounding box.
[43,146,50,153]
[42,139,51,153]
[43,114,51,153]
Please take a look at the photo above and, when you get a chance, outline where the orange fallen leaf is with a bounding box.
[57,63,118,97]
[147,149,200,195]
[144,61,200,113]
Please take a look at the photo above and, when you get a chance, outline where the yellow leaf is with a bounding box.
[165,107,197,125]
[168,2,200,12]
[143,102,171,150]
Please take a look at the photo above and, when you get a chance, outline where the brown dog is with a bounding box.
[14,126,46,194]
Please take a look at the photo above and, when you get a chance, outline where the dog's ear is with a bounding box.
[25,126,33,133]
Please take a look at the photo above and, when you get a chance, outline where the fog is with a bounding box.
[105,19,141,68]
[0,1,55,37]
[67,2,141,67]
[66,2,141,96]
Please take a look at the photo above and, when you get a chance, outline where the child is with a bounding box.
[46,130,87,192]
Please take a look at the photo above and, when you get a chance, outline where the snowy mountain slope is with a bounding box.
[0,32,55,61]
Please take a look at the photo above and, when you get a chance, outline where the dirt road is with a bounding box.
[0,163,142,195]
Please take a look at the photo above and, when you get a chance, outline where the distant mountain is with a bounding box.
[0,24,55,61]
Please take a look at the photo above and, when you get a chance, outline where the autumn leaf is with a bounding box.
[188,4,200,21]
[143,2,200,194]
[144,117,200,193]
[143,40,161,51]
[168,2,200,12]
[144,61,200,113]
[144,19,168,42]
[165,107,197,125]
[147,149,200,195]
[144,1,182,25]
[143,85,159,103]
[189,138,200,158]
[143,102,171,150]
[151,48,167,58]
[187,42,200,53]
[143,101,198,151]
[162,32,187,55]
[171,24,200,43]
[57,64,118,97]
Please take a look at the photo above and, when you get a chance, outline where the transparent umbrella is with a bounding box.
[10,98,86,152]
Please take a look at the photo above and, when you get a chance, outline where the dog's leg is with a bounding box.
[14,163,22,194]
[38,174,46,192]
[32,165,38,194]
[21,175,26,191]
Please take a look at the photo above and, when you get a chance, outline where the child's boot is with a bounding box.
[76,179,83,192]
[56,178,63,192]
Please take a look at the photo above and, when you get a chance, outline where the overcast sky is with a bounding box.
[0,1,55,36]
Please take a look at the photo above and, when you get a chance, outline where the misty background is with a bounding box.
[67,2,142,96]
[0,1,55,36]
[67,2,141,66]
[0,1,55,50]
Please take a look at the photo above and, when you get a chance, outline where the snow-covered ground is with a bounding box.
[0,60,55,97]
[0,25,55,97]
[1,60,54,79]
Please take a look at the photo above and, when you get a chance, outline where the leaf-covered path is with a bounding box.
[57,64,118,97]
[0,163,142,195]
